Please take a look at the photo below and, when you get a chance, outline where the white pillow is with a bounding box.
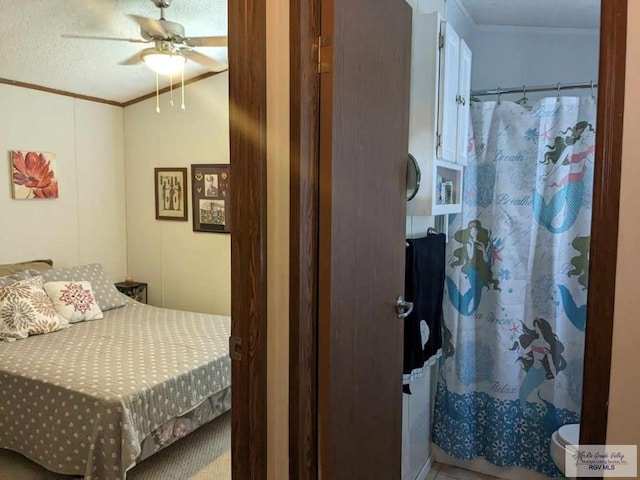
[42,263,125,312]
[0,276,67,342]
[44,281,104,323]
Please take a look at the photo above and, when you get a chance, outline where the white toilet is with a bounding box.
[550,423,580,478]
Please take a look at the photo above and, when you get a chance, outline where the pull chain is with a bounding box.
[169,71,174,107]
[181,67,185,110]
[156,73,160,113]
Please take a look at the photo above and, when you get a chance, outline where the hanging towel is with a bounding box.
[403,233,446,393]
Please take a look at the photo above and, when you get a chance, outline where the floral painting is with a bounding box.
[10,150,58,199]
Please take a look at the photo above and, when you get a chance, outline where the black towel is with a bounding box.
[403,233,446,394]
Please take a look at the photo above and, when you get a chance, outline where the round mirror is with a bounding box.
[407,153,421,201]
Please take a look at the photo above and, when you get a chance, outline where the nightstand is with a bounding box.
[114,281,148,304]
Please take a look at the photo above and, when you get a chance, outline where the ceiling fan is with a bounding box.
[62,0,228,75]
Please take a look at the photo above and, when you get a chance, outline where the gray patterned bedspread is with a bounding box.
[0,298,231,479]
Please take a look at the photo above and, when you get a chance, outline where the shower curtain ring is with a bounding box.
[556,82,561,101]
[591,80,595,99]
[497,87,502,104]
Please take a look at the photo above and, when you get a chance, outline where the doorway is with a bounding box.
[289,0,627,478]
[0,0,268,478]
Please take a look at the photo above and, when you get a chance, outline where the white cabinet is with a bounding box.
[407,11,472,216]
[456,41,472,165]
[437,21,460,163]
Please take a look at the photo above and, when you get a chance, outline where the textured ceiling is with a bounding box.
[459,0,600,29]
[0,0,227,103]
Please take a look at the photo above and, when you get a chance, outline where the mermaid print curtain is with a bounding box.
[432,97,596,477]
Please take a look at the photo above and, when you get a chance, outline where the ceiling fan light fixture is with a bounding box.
[142,52,186,76]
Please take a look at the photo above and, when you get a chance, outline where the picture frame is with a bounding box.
[154,167,188,221]
[10,150,59,200]
[191,164,231,233]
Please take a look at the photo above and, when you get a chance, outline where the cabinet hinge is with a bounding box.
[436,133,442,148]
[439,32,445,49]
[314,35,332,74]
[229,335,242,361]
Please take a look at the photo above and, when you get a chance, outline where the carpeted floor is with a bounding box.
[0,412,231,480]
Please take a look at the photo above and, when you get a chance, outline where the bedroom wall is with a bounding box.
[123,73,230,316]
[0,84,127,281]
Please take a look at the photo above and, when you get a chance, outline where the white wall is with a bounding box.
[445,0,475,47]
[123,73,230,316]
[472,26,600,101]
[0,84,127,280]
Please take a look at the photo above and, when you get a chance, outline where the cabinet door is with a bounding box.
[456,39,472,165]
[436,21,460,162]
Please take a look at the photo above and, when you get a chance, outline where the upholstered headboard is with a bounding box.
[0,259,53,277]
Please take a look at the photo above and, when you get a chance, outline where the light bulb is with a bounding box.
[143,53,186,76]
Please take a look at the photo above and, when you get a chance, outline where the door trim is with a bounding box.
[579,0,627,448]
[289,0,320,478]
[289,0,628,478]
[229,1,268,479]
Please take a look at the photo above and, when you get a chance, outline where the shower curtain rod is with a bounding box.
[470,81,598,97]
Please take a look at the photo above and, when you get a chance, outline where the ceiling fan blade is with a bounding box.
[129,14,168,38]
[61,34,149,43]
[183,36,228,47]
[119,51,145,66]
[180,49,228,72]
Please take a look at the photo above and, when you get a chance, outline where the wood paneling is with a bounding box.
[289,0,320,477]
[229,0,268,479]
[580,0,628,450]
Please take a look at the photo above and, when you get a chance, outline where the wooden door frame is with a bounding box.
[229,1,268,480]
[289,0,320,477]
[288,0,628,478]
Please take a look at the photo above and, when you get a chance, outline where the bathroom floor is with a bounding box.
[426,462,501,480]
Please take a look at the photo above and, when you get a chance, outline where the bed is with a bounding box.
[0,263,231,480]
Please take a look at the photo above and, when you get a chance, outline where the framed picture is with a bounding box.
[191,164,230,233]
[154,168,188,221]
[10,150,58,199]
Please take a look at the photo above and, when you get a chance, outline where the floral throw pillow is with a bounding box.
[42,264,125,312]
[0,276,67,342]
[43,281,104,323]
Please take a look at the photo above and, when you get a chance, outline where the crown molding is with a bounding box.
[0,71,225,109]
[0,78,122,107]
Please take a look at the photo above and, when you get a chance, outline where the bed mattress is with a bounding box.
[0,299,231,479]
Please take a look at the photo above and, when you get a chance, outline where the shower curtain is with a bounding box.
[432,97,596,477]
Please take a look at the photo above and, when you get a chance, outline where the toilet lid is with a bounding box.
[558,424,580,448]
